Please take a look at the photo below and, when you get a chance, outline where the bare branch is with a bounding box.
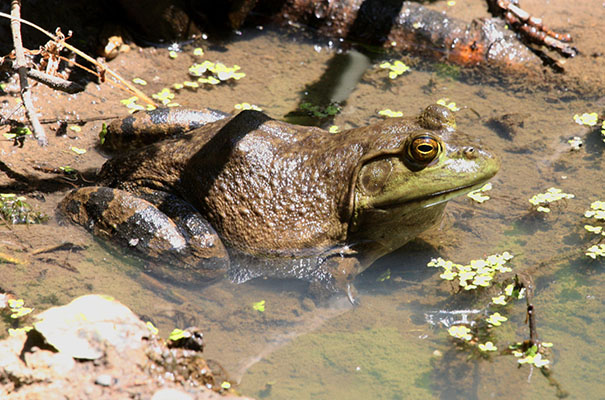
[9,0,47,146]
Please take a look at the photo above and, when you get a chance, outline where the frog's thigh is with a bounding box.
[59,187,228,282]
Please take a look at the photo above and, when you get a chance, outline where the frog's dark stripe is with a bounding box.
[59,187,228,284]
[104,108,230,151]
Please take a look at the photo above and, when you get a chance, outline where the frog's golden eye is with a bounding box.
[407,135,441,166]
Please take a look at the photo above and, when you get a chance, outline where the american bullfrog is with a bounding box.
[59,105,499,301]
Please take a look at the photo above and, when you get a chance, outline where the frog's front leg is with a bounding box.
[59,187,229,284]
[311,251,362,305]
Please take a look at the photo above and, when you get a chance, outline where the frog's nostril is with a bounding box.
[463,147,476,159]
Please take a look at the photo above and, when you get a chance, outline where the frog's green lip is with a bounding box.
[375,180,491,211]
[419,180,488,208]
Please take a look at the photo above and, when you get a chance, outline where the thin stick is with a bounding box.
[0,10,156,107]
[10,0,47,145]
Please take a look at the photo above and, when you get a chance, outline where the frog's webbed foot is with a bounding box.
[492,0,577,57]
[59,187,229,284]
[310,249,362,305]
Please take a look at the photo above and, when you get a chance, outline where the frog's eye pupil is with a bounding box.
[408,135,440,165]
[417,144,434,153]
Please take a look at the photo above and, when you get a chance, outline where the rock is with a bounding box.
[0,294,254,400]
[33,294,149,360]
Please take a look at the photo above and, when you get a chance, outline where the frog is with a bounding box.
[59,104,499,301]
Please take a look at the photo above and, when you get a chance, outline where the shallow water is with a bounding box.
[1,2,605,399]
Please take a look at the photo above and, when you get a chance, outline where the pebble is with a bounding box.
[151,388,193,400]
[95,374,113,386]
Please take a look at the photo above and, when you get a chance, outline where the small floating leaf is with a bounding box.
[253,300,266,312]
[71,146,87,155]
[146,321,159,335]
[478,341,497,352]
[169,328,188,341]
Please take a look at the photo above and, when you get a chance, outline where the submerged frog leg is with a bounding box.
[103,107,231,150]
[58,186,228,285]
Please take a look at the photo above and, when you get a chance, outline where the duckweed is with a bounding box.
[3,125,32,141]
[299,102,341,118]
[528,187,574,213]
[586,244,605,259]
[573,112,598,126]
[189,61,245,82]
[478,341,497,352]
[0,193,47,224]
[168,328,188,341]
[379,60,410,79]
[568,136,583,150]
[436,98,460,112]
[378,109,403,117]
[427,252,513,291]
[467,182,492,203]
[485,312,507,327]
[146,321,159,335]
[234,102,262,111]
[447,325,472,341]
[70,146,86,155]
[253,300,266,312]
[7,298,33,319]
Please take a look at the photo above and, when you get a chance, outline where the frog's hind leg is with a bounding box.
[103,107,231,150]
[59,187,229,285]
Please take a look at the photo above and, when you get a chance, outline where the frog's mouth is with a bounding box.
[415,180,488,209]
[366,180,488,212]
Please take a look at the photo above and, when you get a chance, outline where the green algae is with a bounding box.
[241,327,434,400]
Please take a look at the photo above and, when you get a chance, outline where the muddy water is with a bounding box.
[1,1,605,399]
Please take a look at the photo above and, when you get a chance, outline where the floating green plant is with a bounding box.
[448,325,472,341]
[252,300,266,312]
[467,182,492,203]
[378,109,403,117]
[586,244,605,259]
[427,252,513,291]
[168,328,188,341]
[3,125,32,142]
[120,96,156,112]
[573,112,598,126]
[7,298,33,319]
[189,61,245,82]
[509,342,552,368]
[70,146,86,155]
[0,193,48,224]
[146,321,159,335]
[567,136,583,150]
[528,187,574,213]
[379,60,410,79]
[234,102,262,111]
[299,102,341,118]
[436,98,460,112]
[485,312,507,327]
[478,341,497,352]
[152,88,178,107]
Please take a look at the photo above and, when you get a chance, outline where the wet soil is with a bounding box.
[1,1,604,399]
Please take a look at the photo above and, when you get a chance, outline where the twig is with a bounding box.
[0,10,156,107]
[9,0,47,146]
[27,69,83,94]
[0,59,83,94]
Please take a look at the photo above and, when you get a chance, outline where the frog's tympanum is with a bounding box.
[59,105,499,301]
